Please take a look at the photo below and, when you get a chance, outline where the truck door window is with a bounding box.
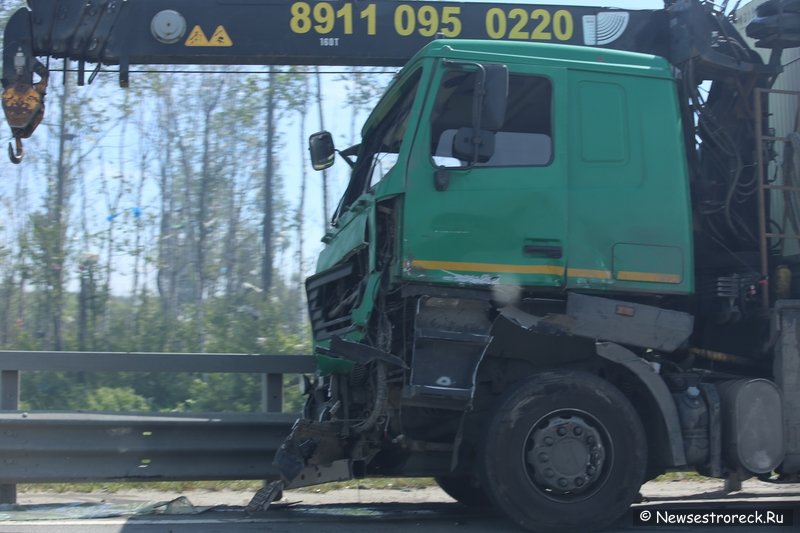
[431,70,552,167]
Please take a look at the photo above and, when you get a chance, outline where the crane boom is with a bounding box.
[2,0,798,162]
[0,0,659,163]
[5,0,668,75]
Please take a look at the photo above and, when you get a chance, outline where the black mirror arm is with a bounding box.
[336,149,355,169]
[471,63,487,164]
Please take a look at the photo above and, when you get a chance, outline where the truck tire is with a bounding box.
[435,476,492,508]
[757,0,800,17]
[747,14,800,40]
[480,371,646,533]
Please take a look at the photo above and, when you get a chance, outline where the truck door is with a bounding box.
[402,60,567,291]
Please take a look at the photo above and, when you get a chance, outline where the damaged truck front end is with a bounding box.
[274,50,509,491]
[273,60,425,491]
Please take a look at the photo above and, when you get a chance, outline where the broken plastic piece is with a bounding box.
[245,480,283,514]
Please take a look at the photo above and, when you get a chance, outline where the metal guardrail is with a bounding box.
[0,412,298,482]
[0,351,317,503]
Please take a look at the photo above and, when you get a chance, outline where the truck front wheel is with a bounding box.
[480,371,646,532]
[434,475,492,508]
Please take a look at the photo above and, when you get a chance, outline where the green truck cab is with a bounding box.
[308,39,693,346]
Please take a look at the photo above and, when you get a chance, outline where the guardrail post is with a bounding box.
[0,369,19,503]
[262,373,283,413]
[261,373,284,490]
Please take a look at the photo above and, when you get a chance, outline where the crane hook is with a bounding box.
[8,137,23,164]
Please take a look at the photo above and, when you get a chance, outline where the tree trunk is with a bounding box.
[296,92,308,322]
[314,67,329,229]
[194,87,222,350]
[224,184,241,299]
[262,72,276,297]
[156,92,179,338]
[51,70,70,351]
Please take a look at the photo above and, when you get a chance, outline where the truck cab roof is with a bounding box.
[414,39,673,79]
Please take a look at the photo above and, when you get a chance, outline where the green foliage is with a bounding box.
[20,371,93,411]
[0,66,387,417]
[16,285,312,414]
[85,387,150,411]
[176,374,261,413]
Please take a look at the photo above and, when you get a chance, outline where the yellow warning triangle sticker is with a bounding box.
[209,26,233,47]
[185,25,209,46]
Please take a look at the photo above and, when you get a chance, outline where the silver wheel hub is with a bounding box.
[527,415,606,495]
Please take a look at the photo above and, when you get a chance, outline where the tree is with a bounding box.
[314,67,330,229]
[0,63,394,413]
[262,71,278,297]
[285,68,311,324]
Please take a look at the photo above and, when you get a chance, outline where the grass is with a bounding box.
[19,473,712,494]
[18,478,437,494]
[18,480,263,494]
[294,478,436,493]
[654,471,710,482]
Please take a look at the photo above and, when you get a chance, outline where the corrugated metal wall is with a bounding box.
[737,0,799,132]
[736,0,800,256]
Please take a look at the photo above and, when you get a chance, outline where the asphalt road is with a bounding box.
[0,480,797,533]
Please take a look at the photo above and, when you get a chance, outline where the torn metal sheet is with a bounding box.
[0,496,203,521]
[500,293,694,351]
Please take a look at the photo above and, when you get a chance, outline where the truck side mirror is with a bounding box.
[309,131,335,171]
[457,64,508,165]
[478,64,508,132]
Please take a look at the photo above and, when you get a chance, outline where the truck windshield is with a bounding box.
[332,69,422,224]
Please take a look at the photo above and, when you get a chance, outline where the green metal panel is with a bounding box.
[319,39,694,298]
[566,68,693,294]
[395,40,692,295]
[315,353,355,375]
[401,58,568,289]
[578,81,628,164]
[315,203,369,273]
[412,40,673,78]
[612,243,684,285]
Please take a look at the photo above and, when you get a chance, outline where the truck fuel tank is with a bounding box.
[718,379,784,475]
